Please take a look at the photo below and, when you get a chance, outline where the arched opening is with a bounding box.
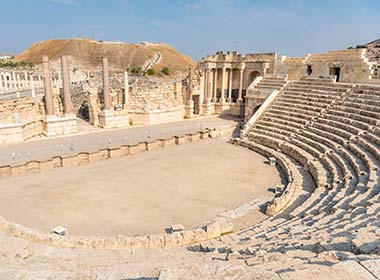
[248,71,261,85]
[78,100,90,121]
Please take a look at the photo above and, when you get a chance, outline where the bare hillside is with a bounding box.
[15,38,196,75]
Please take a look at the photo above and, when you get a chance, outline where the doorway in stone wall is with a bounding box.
[192,95,200,115]
[330,67,341,82]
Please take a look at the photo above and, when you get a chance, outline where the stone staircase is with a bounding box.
[253,74,287,92]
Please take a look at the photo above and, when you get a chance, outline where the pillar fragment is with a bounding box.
[213,68,218,102]
[220,67,226,103]
[228,68,233,102]
[60,55,73,114]
[42,56,54,116]
[238,67,245,102]
[102,57,111,110]
[124,71,129,105]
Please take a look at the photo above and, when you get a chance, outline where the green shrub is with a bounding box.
[130,67,142,74]
[161,67,170,76]
[146,68,155,75]
[129,119,134,126]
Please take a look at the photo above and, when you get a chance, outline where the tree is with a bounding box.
[161,67,170,76]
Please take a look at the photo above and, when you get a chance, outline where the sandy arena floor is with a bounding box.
[0,137,281,236]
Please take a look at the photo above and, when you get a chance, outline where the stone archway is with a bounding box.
[248,71,261,85]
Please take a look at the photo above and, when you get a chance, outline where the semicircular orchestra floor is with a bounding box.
[0,137,281,236]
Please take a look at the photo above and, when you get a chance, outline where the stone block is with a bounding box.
[98,109,129,129]
[145,140,161,151]
[62,155,79,167]
[88,151,102,162]
[0,166,11,177]
[52,226,67,236]
[129,143,146,155]
[205,222,221,239]
[268,157,276,165]
[109,147,125,158]
[25,161,40,173]
[11,165,26,175]
[220,222,234,235]
[170,224,185,233]
[175,135,186,145]
[77,153,90,165]
[200,130,209,140]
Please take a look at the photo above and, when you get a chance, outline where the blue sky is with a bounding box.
[1,0,379,59]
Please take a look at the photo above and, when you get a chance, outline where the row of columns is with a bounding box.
[203,66,245,103]
[43,56,129,117]
[0,71,43,93]
[42,55,73,116]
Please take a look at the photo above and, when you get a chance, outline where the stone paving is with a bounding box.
[0,116,239,165]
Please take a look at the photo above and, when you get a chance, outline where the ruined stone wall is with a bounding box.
[282,57,307,80]
[0,97,43,123]
[128,77,183,111]
[70,71,184,115]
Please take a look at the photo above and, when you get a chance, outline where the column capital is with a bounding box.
[239,63,246,71]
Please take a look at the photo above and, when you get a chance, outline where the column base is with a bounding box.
[185,100,194,119]
[99,109,129,129]
[43,114,78,137]
[215,100,231,114]
[230,102,245,117]
[202,99,213,116]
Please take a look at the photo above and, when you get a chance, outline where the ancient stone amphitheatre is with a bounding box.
[0,34,380,279]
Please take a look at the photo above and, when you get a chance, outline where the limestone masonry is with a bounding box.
[0,40,380,279]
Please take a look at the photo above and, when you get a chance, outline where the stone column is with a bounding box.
[238,66,245,102]
[42,56,54,116]
[213,68,218,102]
[220,67,226,103]
[124,71,129,105]
[188,68,193,101]
[185,68,194,118]
[203,68,211,103]
[11,72,16,89]
[203,69,207,103]
[102,57,111,110]
[228,68,233,102]
[24,71,28,88]
[31,78,36,98]
[60,55,73,114]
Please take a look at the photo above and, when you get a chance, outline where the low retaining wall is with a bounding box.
[0,126,233,177]
[128,106,185,126]
[0,119,43,145]
[0,124,236,250]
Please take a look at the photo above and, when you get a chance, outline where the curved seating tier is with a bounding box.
[213,79,380,259]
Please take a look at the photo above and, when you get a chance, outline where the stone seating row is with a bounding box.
[239,139,302,217]
[280,93,333,104]
[195,78,380,264]
[277,97,330,109]
[242,78,379,224]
